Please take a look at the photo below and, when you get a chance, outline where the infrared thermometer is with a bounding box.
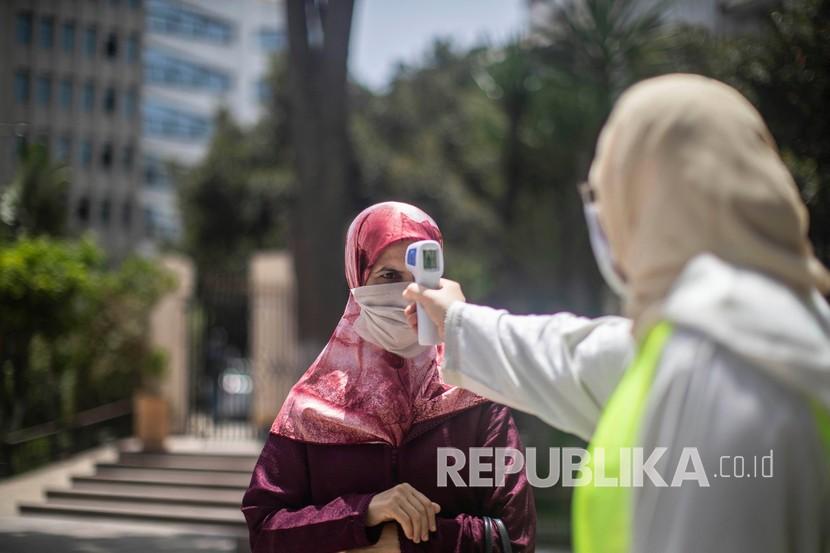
[405,240,444,345]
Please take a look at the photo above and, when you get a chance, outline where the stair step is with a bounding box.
[19,499,246,528]
[92,465,252,487]
[98,461,251,475]
[73,475,246,491]
[117,451,258,472]
[46,488,243,508]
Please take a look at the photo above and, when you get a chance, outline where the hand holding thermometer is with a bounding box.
[405,240,444,345]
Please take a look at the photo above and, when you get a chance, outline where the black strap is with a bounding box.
[482,516,512,553]
[493,517,512,553]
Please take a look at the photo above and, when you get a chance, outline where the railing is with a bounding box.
[0,399,133,478]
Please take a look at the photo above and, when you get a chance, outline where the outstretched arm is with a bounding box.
[404,280,634,441]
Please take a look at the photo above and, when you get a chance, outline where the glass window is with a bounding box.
[257,28,285,52]
[105,32,119,60]
[76,196,91,222]
[146,0,233,44]
[104,87,117,114]
[144,47,232,93]
[85,26,97,58]
[59,78,74,109]
[143,100,212,142]
[36,75,52,107]
[123,145,134,170]
[127,33,140,63]
[143,154,170,187]
[100,142,113,170]
[100,199,111,224]
[39,17,55,49]
[82,81,95,112]
[255,79,271,103]
[56,135,72,162]
[14,70,30,104]
[128,0,142,9]
[17,13,33,46]
[125,87,138,118]
[122,198,133,226]
[62,22,76,53]
[80,139,93,167]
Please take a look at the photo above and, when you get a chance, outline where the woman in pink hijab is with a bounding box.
[242,202,535,552]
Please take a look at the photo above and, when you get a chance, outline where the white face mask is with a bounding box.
[582,201,628,297]
[351,282,430,359]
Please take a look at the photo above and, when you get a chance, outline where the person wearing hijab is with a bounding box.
[241,202,536,553]
[403,74,830,552]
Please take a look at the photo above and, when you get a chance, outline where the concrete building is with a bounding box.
[0,0,145,255]
[140,0,284,247]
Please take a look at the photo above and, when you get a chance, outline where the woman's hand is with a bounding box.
[403,278,466,341]
[365,483,440,543]
[346,523,401,552]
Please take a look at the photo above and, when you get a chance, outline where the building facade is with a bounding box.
[140,0,284,247]
[0,0,145,255]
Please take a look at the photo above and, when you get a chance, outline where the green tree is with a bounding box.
[0,144,70,239]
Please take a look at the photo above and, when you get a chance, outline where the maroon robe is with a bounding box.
[242,402,536,552]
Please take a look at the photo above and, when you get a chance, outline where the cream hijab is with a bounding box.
[589,73,830,336]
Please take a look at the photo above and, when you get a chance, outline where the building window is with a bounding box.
[80,139,93,168]
[59,78,74,109]
[109,0,121,7]
[105,32,119,60]
[128,0,142,9]
[62,22,76,53]
[39,17,55,49]
[125,87,138,118]
[104,87,117,114]
[145,47,232,93]
[122,198,133,226]
[255,78,271,103]
[147,0,233,44]
[85,26,98,58]
[143,101,212,142]
[56,135,72,162]
[82,81,96,112]
[123,144,134,170]
[17,13,33,46]
[127,33,140,63]
[143,155,169,188]
[100,199,111,224]
[14,70,30,104]
[100,142,114,170]
[36,75,52,107]
[257,28,285,52]
[76,196,91,222]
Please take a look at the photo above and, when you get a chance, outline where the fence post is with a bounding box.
[150,255,194,435]
[249,252,298,431]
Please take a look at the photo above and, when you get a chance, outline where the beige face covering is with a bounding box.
[589,74,830,336]
[351,282,430,359]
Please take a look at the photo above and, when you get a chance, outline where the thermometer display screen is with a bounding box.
[423,249,438,270]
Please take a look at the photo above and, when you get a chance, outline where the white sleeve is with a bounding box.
[441,302,635,441]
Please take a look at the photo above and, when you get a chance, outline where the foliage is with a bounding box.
[178,108,292,274]
[0,237,175,432]
[0,144,70,239]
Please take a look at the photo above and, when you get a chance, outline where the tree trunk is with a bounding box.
[284,0,357,363]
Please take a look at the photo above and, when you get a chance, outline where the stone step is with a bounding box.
[117,451,258,472]
[72,474,246,491]
[91,464,252,487]
[19,499,246,530]
[46,487,243,509]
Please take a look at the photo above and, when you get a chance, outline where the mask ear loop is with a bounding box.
[579,182,628,297]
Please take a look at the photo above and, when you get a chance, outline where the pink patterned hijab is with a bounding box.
[271,202,487,446]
